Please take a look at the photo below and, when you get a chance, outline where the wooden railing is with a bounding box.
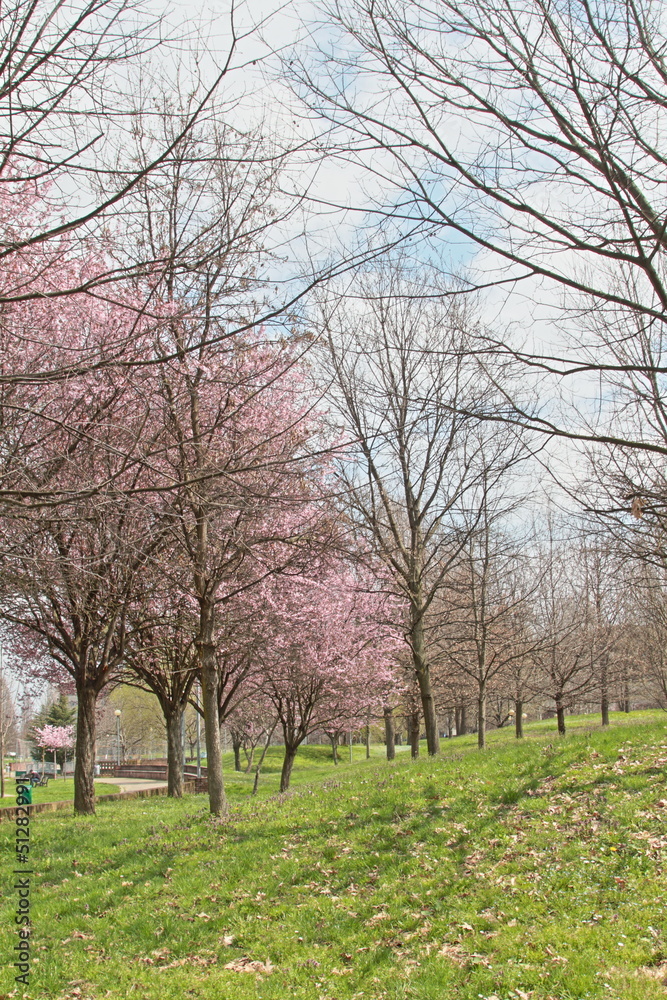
[98,763,208,780]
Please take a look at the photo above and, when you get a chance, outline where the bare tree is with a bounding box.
[580,535,626,726]
[531,530,595,734]
[430,463,535,748]
[0,0,250,306]
[318,268,520,753]
[624,560,667,711]
[293,0,667,463]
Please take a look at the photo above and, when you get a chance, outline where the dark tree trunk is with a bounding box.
[199,634,227,817]
[330,735,339,764]
[280,746,297,792]
[166,707,184,797]
[365,723,371,759]
[515,699,523,739]
[623,679,630,713]
[232,736,242,772]
[408,710,420,758]
[459,705,467,736]
[556,699,566,735]
[74,683,97,815]
[412,609,439,754]
[383,706,395,760]
[477,688,487,749]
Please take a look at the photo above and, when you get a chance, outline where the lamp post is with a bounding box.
[114,709,122,767]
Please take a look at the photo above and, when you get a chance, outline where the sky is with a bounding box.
[141,0,604,516]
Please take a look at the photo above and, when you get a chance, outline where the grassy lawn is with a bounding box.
[2,711,667,999]
[1,779,121,805]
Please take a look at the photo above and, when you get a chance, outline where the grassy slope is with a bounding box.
[3,712,667,1000]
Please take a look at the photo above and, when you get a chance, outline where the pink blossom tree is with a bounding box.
[34,724,74,779]
[0,180,165,813]
[256,565,400,792]
[149,327,340,816]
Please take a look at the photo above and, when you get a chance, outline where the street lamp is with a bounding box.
[114,709,122,767]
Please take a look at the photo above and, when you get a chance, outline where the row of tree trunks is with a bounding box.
[455,705,467,736]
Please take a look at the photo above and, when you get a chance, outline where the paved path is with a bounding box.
[96,776,168,793]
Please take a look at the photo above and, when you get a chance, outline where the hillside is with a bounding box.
[3,712,667,999]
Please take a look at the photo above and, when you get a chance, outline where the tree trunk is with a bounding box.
[600,654,610,726]
[199,637,227,817]
[601,694,610,726]
[408,710,420,758]
[477,687,487,749]
[330,736,339,764]
[74,683,97,815]
[252,721,278,796]
[280,746,297,792]
[412,610,439,755]
[244,746,255,773]
[365,722,371,759]
[623,678,630,713]
[383,706,395,760]
[515,699,523,739]
[232,736,242,772]
[459,705,467,736]
[556,699,566,735]
[166,707,184,798]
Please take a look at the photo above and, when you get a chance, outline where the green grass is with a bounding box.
[2,779,121,804]
[215,742,398,799]
[3,711,667,999]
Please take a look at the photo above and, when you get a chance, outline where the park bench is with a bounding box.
[15,771,48,786]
